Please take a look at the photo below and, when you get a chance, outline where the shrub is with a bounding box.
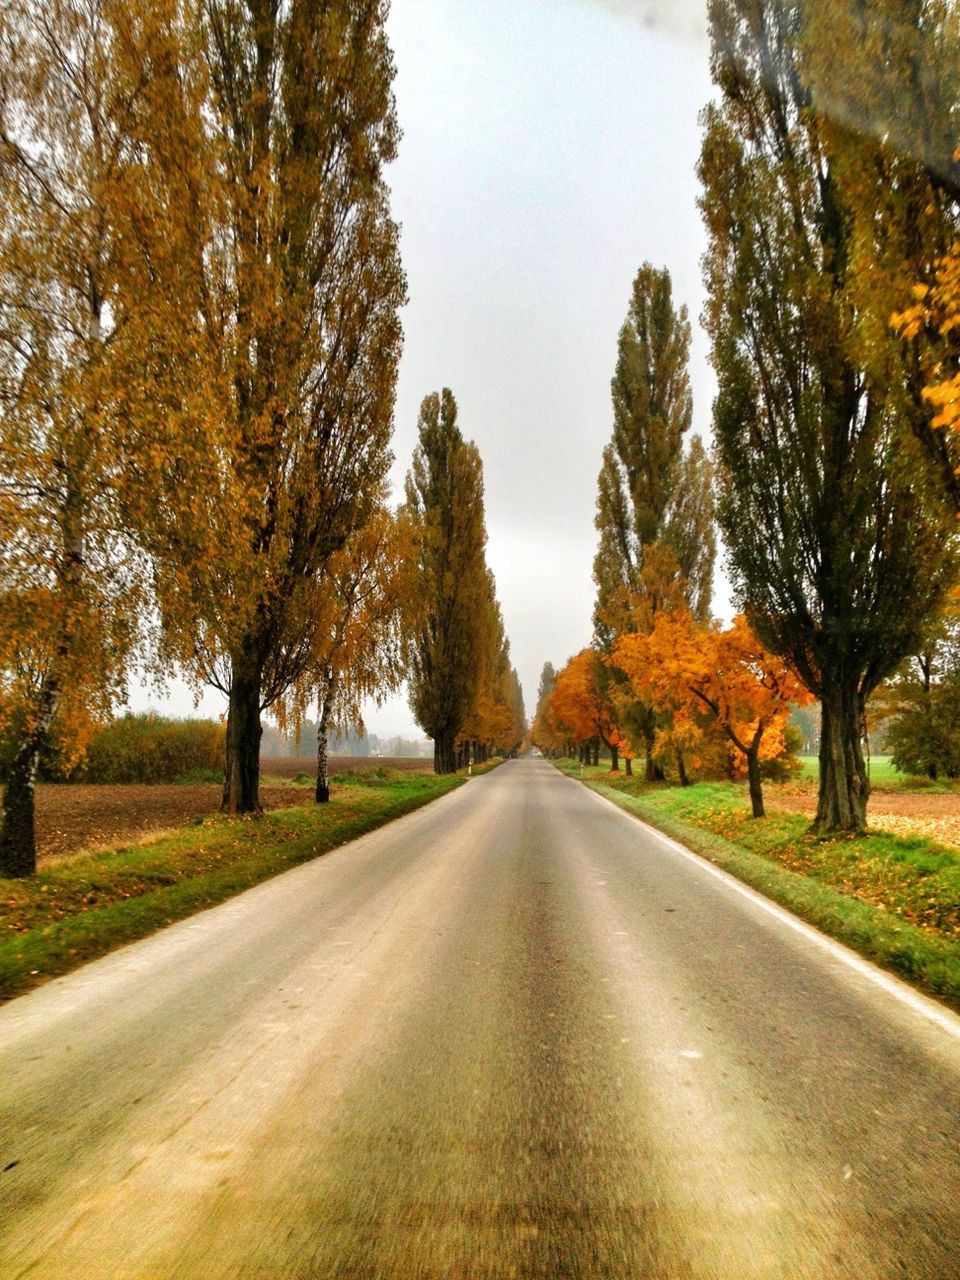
[71,713,225,784]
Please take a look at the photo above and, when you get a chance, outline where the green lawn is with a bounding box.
[0,770,463,1003]
[796,753,957,791]
[556,761,960,1012]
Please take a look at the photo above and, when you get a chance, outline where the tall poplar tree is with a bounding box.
[593,263,716,778]
[699,0,959,833]
[148,0,406,814]
[405,389,490,775]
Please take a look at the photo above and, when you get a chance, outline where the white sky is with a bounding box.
[132,0,724,739]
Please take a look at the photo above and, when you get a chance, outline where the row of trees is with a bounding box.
[0,4,523,877]
[538,0,960,835]
[0,0,408,875]
[532,264,802,816]
[405,390,526,774]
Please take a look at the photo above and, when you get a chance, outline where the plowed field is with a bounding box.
[262,755,431,778]
[25,756,434,865]
[768,786,960,848]
[32,783,310,864]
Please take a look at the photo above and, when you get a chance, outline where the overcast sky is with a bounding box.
[133,0,722,738]
[377,0,721,736]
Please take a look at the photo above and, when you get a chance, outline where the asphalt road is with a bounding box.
[1,759,959,1279]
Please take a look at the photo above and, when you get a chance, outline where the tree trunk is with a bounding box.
[642,725,664,781]
[814,684,868,833]
[625,756,633,776]
[0,677,59,878]
[592,738,600,767]
[609,742,619,771]
[434,728,457,774]
[746,744,765,818]
[222,650,264,814]
[315,674,335,804]
[677,749,690,787]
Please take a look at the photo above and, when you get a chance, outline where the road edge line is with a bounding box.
[575,777,960,1043]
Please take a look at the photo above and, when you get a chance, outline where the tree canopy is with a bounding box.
[700,0,960,833]
[405,389,493,774]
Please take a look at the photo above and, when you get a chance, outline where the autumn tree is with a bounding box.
[275,502,416,803]
[616,613,810,818]
[593,263,716,779]
[895,236,960,492]
[700,0,960,834]
[531,661,566,757]
[0,0,201,876]
[809,0,960,507]
[457,591,526,764]
[405,389,491,774]
[550,649,625,772]
[141,0,406,815]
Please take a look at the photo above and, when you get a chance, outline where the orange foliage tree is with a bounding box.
[530,662,567,757]
[458,627,526,765]
[894,237,960,494]
[615,612,811,817]
[550,648,628,771]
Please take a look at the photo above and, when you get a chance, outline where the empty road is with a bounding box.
[1,759,959,1278]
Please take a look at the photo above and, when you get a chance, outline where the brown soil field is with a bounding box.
[26,757,432,866]
[33,783,310,865]
[262,755,432,778]
[767,785,960,848]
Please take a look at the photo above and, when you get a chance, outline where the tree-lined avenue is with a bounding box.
[1,760,959,1278]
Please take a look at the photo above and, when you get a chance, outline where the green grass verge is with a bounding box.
[796,753,959,792]
[0,771,463,1003]
[556,761,960,1013]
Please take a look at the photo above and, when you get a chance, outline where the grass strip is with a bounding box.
[0,772,463,1003]
[555,762,960,1014]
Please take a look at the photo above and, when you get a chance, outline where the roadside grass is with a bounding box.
[468,757,506,777]
[0,771,463,1003]
[556,761,960,1012]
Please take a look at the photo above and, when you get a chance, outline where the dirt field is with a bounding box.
[768,785,960,847]
[262,755,431,778]
[32,783,310,864]
[28,758,430,865]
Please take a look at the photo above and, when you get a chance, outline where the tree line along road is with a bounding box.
[1,759,958,1278]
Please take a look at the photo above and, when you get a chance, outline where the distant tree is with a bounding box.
[788,704,819,758]
[276,504,416,802]
[405,390,490,774]
[550,649,625,772]
[885,674,960,780]
[593,263,716,780]
[699,0,960,833]
[594,264,715,636]
[455,579,526,764]
[875,615,960,780]
[531,661,565,757]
